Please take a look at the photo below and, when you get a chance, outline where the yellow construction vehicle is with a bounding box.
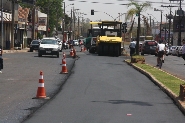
[88,21,122,56]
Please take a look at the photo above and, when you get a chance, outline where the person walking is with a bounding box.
[129,40,136,56]
[181,39,185,65]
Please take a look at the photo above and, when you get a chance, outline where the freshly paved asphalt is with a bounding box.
[22,47,185,123]
[2,47,185,122]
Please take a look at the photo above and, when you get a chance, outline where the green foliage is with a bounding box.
[37,32,43,39]
[134,63,185,95]
[126,0,152,21]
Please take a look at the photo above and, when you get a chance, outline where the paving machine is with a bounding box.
[94,21,122,56]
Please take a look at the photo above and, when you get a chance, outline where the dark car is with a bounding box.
[141,40,158,55]
[30,40,40,52]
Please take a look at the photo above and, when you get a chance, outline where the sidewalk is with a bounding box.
[2,48,30,54]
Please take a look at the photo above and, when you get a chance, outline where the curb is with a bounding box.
[124,59,185,115]
[3,49,29,54]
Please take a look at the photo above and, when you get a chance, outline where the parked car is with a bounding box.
[165,46,170,56]
[141,40,158,55]
[174,46,181,56]
[38,38,60,58]
[30,40,40,52]
[73,40,79,46]
[176,46,183,57]
[169,46,177,55]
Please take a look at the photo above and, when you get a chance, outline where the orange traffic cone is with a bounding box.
[70,48,74,57]
[60,57,66,65]
[73,48,76,58]
[33,71,49,99]
[60,58,68,74]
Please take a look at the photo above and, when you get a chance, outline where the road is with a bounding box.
[144,54,185,80]
[23,47,185,123]
[0,50,75,123]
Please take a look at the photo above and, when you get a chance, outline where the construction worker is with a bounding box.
[0,45,3,73]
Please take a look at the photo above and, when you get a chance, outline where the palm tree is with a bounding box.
[127,0,152,55]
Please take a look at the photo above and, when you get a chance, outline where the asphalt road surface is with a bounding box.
[0,50,75,123]
[24,47,185,123]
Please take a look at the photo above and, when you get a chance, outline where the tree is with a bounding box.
[127,0,152,55]
[36,0,64,36]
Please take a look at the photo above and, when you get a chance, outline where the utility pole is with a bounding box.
[78,16,79,39]
[118,13,120,21]
[32,1,36,40]
[154,8,163,38]
[11,0,15,49]
[63,2,65,34]
[73,6,75,39]
[70,8,72,40]
[178,0,182,46]
[1,0,3,49]
[161,5,178,45]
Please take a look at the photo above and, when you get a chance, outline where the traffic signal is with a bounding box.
[122,22,127,33]
[91,9,94,15]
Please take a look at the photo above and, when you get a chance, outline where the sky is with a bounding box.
[64,0,184,23]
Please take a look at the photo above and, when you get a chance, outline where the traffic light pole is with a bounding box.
[32,2,35,40]
[11,0,15,49]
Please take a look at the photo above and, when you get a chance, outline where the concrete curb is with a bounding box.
[124,59,185,115]
[3,49,29,54]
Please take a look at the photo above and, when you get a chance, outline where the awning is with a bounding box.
[0,11,12,22]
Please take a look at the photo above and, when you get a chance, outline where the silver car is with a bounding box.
[169,46,177,55]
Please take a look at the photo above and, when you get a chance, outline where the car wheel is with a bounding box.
[141,52,144,55]
[30,48,33,52]
[38,51,42,57]
[57,52,59,58]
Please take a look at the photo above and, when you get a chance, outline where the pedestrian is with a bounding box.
[0,45,3,73]
[129,40,136,56]
[181,39,185,65]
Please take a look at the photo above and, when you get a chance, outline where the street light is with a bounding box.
[63,2,74,35]
[154,8,163,39]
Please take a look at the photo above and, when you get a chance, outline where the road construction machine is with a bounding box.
[86,21,122,56]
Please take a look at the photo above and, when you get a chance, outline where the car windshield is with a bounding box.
[41,39,57,45]
[32,40,39,44]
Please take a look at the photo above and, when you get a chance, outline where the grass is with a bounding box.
[132,55,144,59]
[126,60,185,95]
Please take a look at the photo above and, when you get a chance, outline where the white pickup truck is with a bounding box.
[38,38,60,58]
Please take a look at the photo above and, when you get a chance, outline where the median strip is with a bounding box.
[124,59,185,114]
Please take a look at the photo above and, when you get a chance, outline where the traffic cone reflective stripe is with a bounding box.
[70,49,74,57]
[62,58,66,64]
[63,52,66,58]
[36,71,47,98]
[60,58,68,74]
[80,47,83,52]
